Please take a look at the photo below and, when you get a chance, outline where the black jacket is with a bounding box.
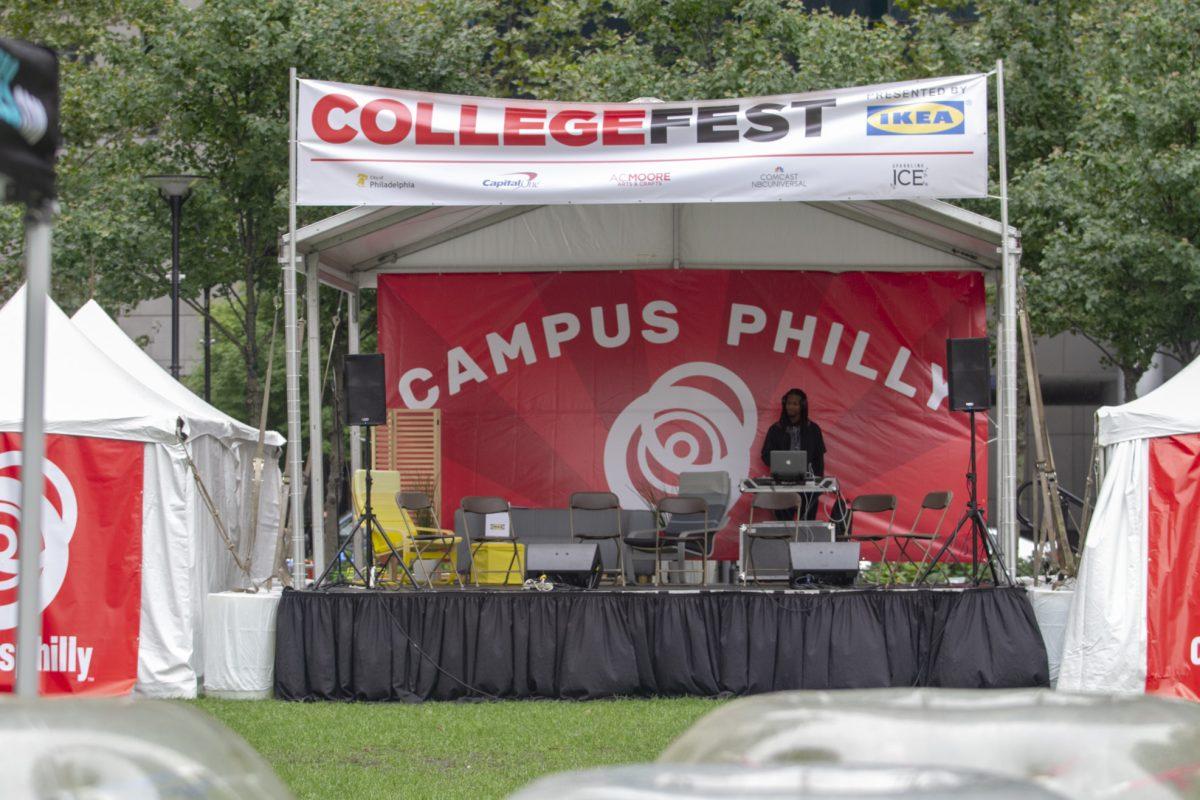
[760,420,826,477]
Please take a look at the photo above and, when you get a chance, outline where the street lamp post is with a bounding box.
[145,174,203,380]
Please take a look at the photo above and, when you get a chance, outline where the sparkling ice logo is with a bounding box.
[603,363,757,511]
[0,452,78,630]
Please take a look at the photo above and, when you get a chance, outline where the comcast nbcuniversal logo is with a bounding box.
[603,362,756,511]
[0,452,78,630]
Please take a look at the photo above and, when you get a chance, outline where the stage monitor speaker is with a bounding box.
[344,353,386,426]
[788,541,861,587]
[525,543,601,589]
[947,337,991,411]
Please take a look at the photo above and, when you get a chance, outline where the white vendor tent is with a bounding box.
[0,288,276,698]
[72,301,285,666]
[1059,355,1200,700]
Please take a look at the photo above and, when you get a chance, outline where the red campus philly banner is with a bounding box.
[0,434,142,694]
[380,270,986,558]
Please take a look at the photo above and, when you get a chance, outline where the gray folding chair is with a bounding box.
[743,491,802,586]
[888,491,953,583]
[648,495,719,586]
[847,493,897,583]
[460,496,520,587]
[396,491,465,588]
[569,491,625,586]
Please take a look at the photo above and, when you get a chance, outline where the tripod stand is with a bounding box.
[917,408,1010,586]
[314,463,418,590]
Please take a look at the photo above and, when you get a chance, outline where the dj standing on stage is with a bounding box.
[760,388,827,520]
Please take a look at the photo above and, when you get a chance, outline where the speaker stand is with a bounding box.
[917,408,1010,587]
[314,463,419,591]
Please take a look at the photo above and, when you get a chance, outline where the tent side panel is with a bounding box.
[1146,433,1200,700]
[1059,439,1149,693]
[135,442,198,698]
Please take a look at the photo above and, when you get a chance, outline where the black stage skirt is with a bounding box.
[274,587,1049,702]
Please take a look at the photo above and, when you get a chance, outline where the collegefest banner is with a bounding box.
[298,74,988,206]
[0,433,143,694]
[379,270,987,558]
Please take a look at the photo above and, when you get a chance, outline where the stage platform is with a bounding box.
[274,585,1049,702]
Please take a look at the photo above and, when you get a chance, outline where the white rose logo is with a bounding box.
[603,362,757,510]
[0,452,78,630]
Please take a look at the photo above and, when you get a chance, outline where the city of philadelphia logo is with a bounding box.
[609,171,671,188]
[891,162,929,189]
[482,171,539,189]
[867,101,965,135]
[752,165,806,190]
[356,173,414,190]
[603,363,757,513]
[0,452,78,630]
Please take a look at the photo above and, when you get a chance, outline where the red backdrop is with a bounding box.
[1147,432,1200,700]
[379,269,987,559]
[0,433,143,695]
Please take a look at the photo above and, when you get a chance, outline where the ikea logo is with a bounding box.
[867,101,965,135]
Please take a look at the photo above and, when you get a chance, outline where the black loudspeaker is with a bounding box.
[525,543,601,589]
[344,353,387,426]
[788,541,861,587]
[947,337,991,411]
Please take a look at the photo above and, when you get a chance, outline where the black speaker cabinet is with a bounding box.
[524,543,601,589]
[947,337,991,411]
[344,353,387,426]
[788,541,861,587]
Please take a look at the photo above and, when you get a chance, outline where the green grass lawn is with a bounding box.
[190,697,721,800]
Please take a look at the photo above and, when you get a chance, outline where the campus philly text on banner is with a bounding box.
[296,74,988,206]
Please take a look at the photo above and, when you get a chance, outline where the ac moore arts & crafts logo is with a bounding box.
[867,101,965,135]
[603,362,756,512]
[610,170,671,188]
[482,171,539,189]
[752,165,806,190]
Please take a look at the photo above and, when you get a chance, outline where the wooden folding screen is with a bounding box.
[371,409,442,512]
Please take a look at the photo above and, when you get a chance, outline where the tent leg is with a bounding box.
[305,253,326,575]
[347,290,363,571]
[996,59,1018,580]
[284,66,305,587]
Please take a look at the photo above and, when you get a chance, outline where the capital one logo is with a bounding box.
[603,363,757,511]
[0,452,78,630]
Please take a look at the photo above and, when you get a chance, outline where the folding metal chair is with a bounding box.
[743,491,802,585]
[847,493,897,583]
[396,491,465,588]
[888,491,953,583]
[460,496,521,586]
[569,491,625,586]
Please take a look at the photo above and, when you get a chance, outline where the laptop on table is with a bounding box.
[770,450,808,484]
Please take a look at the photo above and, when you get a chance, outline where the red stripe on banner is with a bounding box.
[0,433,143,695]
[311,150,977,165]
[1147,432,1200,701]
[378,270,986,562]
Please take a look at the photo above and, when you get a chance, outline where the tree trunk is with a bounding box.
[1122,366,1142,403]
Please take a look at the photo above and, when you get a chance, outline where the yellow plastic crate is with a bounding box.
[469,541,525,586]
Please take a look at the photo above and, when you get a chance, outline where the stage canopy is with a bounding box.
[281,72,1022,579]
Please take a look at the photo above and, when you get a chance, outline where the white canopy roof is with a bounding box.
[285,199,1008,290]
[0,288,183,444]
[72,300,284,448]
[1097,355,1200,447]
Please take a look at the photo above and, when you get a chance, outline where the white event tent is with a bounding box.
[0,290,283,697]
[1059,355,1200,698]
